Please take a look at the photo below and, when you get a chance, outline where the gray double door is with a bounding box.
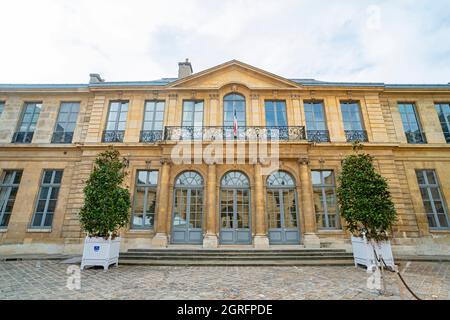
[171,188,203,244]
[220,188,252,244]
[267,188,300,244]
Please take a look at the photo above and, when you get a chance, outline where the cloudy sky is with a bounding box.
[0,0,449,84]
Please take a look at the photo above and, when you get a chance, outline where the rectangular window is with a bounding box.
[31,170,63,228]
[0,101,4,117]
[265,100,287,127]
[435,103,450,143]
[340,101,367,142]
[0,170,23,228]
[312,170,340,229]
[13,102,42,143]
[141,101,165,142]
[399,103,426,144]
[52,102,80,143]
[131,170,158,229]
[416,170,449,229]
[103,101,128,142]
[304,101,329,142]
[181,100,203,140]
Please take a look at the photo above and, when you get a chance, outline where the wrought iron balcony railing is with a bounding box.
[102,130,125,143]
[51,131,74,144]
[307,130,330,143]
[12,131,34,143]
[164,126,307,141]
[345,130,368,142]
[140,130,164,143]
[405,131,427,144]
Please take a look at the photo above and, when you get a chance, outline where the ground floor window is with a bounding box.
[266,171,300,244]
[220,171,251,244]
[0,170,22,228]
[416,169,450,229]
[131,170,158,229]
[31,170,63,228]
[220,172,250,229]
[312,170,340,229]
[171,171,204,244]
[266,171,298,229]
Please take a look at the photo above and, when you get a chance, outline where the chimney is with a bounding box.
[89,73,105,83]
[178,58,193,79]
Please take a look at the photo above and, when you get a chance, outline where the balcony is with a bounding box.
[102,130,125,143]
[140,130,164,143]
[12,131,34,143]
[345,130,368,142]
[51,131,74,144]
[307,130,330,143]
[164,126,307,141]
[405,131,427,144]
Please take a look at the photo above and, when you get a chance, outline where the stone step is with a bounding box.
[120,247,354,266]
[118,259,354,267]
[120,252,353,258]
[127,248,347,254]
[119,254,353,261]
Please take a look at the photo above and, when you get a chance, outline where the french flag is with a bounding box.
[233,108,238,137]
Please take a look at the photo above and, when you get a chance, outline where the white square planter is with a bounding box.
[81,236,121,271]
[351,235,395,270]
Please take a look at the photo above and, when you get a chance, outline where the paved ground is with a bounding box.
[0,260,449,300]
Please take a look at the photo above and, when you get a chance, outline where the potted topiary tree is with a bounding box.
[80,148,131,271]
[337,142,397,270]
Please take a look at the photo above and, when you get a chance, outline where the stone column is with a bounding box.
[152,158,172,247]
[299,158,320,248]
[203,164,218,248]
[254,163,270,248]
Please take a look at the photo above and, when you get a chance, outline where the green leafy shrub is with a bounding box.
[337,143,397,242]
[80,149,131,239]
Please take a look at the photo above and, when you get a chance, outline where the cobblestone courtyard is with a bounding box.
[0,260,449,300]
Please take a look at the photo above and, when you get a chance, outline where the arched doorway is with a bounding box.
[223,93,246,140]
[266,171,300,244]
[171,171,204,244]
[220,171,251,244]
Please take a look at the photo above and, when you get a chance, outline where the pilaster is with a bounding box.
[254,163,269,248]
[153,158,172,247]
[203,164,218,248]
[298,157,320,248]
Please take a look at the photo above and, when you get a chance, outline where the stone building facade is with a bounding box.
[0,60,449,255]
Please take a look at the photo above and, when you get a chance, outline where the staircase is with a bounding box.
[119,248,354,266]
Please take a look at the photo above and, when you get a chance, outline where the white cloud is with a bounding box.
[0,0,449,84]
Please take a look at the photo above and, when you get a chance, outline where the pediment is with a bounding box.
[169,60,300,90]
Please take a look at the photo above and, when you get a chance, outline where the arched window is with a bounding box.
[221,171,250,188]
[175,171,203,186]
[223,93,246,139]
[267,171,295,187]
[220,171,251,244]
[266,171,300,244]
[172,171,204,244]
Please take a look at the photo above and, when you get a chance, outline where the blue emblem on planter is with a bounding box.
[94,245,100,252]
